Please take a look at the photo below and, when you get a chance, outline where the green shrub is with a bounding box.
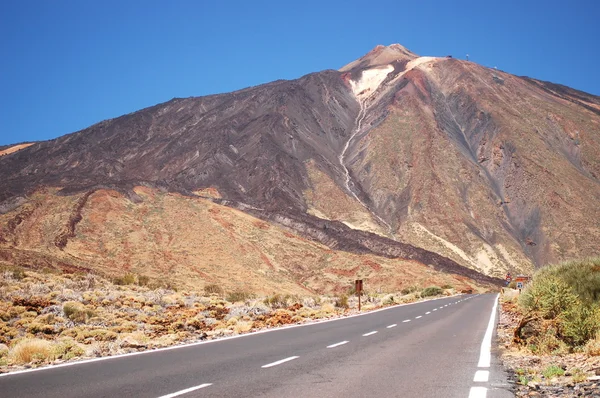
[441,284,454,290]
[518,276,578,319]
[531,258,600,306]
[542,365,565,379]
[515,258,600,351]
[421,286,443,297]
[562,303,600,346]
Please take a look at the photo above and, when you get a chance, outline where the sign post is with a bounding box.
[355,279,363,311]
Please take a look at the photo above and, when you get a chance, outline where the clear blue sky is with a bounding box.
[1,0,598,146]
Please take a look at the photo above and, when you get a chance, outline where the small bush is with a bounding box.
[226,290,254,303]
[335,295,348,309]
[53,338,85,360]
[401,286,418,295]
[584,333,600,356]
[204,283,224,296]
[441,284,454,290]
[382,294,395,305]
[515,258,600,351]
[12,268,26,281]
[113,273,136,286]
[263,294,289,309]
[542,365,565,379]
[9,338,54,364]
[421,286,443,297]
[63,301,95,324]
[137,275,150,286]
[571,368,588,383]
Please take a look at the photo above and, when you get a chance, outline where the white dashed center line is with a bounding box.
[468,386,487,398]
[327,341,349,348]
[403,319,411,323]
[473,370,489,382]
[415,316,422,319]
[362,331,378,336]
[158,383,212,398]
[387,324,397,328]
[261,356,299,368]
[432,308,437,311]
[425,311,431,314]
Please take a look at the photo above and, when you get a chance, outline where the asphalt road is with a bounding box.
[0,294,513,398]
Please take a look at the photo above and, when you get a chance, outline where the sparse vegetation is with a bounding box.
[499,258,600,395]
[0,264,469,372]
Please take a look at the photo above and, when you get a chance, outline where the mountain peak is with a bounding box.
[339,43,419,72]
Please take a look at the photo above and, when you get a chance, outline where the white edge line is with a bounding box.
[327,341,349,348]
[0,294,460,378]
[386,324,397,328]
[362,331,378,336]
[158,383,212,398]
[477,293,499,368]
[468,386,487,398]
[261,356,299,368]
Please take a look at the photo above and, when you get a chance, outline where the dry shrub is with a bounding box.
[585,333,600,356]
[226,290,254,303]
[204,284,224,296]
[263,294,289,309]
[9,338,54,364]
[233,320,253,334]
[334,295,349,309]
[320,302,335,314]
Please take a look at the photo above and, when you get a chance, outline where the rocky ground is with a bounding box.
[0,265,457,373]
[498,291,600,397]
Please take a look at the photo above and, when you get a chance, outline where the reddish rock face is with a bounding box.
[1,44,599,282]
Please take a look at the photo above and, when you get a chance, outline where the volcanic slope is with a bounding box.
[1,44,599,286]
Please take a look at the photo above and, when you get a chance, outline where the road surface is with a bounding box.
[0,294,513,397]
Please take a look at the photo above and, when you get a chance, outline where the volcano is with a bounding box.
[1,44,599,292]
